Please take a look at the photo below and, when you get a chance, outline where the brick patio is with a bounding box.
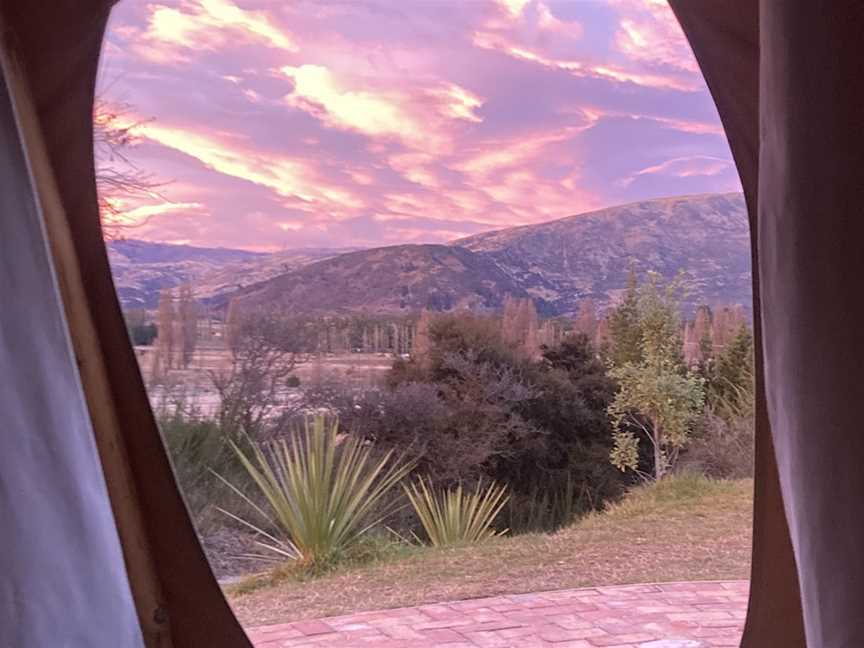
[246,580,747,647]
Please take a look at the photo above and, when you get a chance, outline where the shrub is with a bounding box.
[158,408,251,532]
[405,478,509,546]
[219,415,415,567]
[129,322,158,346]
[681,411,754,478]
[320,318,623,530]
[504,478,590,534]
[686,359,754,479]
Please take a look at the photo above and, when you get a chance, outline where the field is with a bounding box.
[227,475,753,627]
[138,343,394,415]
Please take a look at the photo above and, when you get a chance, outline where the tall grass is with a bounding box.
[405,479,510,546]
[218,415,414,567]
[505,478,590,534]
[158,408,253,532]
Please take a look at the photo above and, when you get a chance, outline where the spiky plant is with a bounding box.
[218,415,413,566]
[405,478,510,547]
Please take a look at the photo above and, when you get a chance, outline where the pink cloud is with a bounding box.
[472,31,699,92]
[98,0,736,249]
[280,64,484,154]
[134,0,297,63]
[610,0,699,74]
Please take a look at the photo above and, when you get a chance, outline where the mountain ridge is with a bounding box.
[110,192,751,316]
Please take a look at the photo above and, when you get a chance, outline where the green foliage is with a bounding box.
[606,269,643,367]
[158,408,251,531]
[125,308,158,345]
[405,478,509,546]
[596,472,740,521]
[130,322,158,346]
[326,316,623,529]
[609,365,705,478]
[219,415,415,567]
[686,325,754,478]
[607,272,705,480]
[703,326,754,416]
[504,477,588,534]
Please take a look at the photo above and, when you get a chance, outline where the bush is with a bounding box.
[158,408,252,532]
[405,478,509,546]
[316,316,623,530]
[504,478,590,534]
[681,412,754,478]
[219,415,415,567]
[129,322,158,346]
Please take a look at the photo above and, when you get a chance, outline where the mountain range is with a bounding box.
[108,192,751,316]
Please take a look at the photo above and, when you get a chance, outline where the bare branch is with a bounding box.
[93,96,171,238]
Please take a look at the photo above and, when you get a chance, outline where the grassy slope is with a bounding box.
[228,475,753,626]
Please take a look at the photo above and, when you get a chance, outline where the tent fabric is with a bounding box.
[667,4,806,647]
[0,60,144,648]
[672,2,864,646]
[757,4,864,646]
[0,2,251,646]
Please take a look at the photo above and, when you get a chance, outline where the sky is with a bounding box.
[99,0,740,252]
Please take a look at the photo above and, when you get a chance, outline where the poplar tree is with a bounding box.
[607,269,642,367]
[412,310,433,366]
[178,283,198,368]
[156,287,176,370]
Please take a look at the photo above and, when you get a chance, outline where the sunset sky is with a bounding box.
[99,0,740,251]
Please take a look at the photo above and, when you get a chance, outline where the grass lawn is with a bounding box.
[227,475,753,627]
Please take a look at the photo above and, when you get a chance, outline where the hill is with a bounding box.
[456,192,749,314]
[228,244,530,314]
[227,193,750,317]
[108,240,356,308]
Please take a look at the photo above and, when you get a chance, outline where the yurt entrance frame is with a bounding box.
[3,2,864,646]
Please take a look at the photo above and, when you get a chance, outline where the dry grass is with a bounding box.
[228,474,753,626]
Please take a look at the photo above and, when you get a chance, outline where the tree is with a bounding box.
[412,309,433,366]
[572,298,598,338]
[156,287,176,371]
[606,269,642,367]
[704,325,753,415]
[607,272,705,480]
[210,308,310,438]
[178,283,198,368]
[224,297,242,355]
[93,98,166,237]
[683,305,713,365]
[501,296,540,359]
[125,308,158,346]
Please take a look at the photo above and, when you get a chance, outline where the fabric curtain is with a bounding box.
[0,2,251,646]
[4,1,864,646]
[0,53,144,648]
[671,2,864,646]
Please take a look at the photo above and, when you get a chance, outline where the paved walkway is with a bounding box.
[246,580,748,647]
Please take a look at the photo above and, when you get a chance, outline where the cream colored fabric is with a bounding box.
[0,2,251,645]
[0,66,144,648]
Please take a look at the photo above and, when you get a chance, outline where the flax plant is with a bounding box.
[218,415,413,566]
[405,478,510,547]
